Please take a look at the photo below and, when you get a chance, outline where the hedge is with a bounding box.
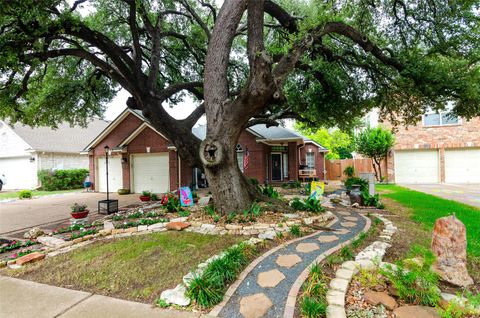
[38,169,89,191]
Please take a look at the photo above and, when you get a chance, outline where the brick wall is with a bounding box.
[381,116,480,182]
[299,142,325,180]
[238,131,267,182]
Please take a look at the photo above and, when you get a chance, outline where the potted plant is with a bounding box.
[150,193,159,201]
[70,203,89,219]
[139,190,151,202]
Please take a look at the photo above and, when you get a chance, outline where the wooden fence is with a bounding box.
[325,158,387,181]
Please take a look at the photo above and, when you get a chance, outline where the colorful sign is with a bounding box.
[179,187,194,207]
[309,181,324,200]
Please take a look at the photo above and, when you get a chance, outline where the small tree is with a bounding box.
[355,127,395,182]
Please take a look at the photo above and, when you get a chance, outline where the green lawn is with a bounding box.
[0,189,82,200]
[6,231,243,303]
[377,184,480,257]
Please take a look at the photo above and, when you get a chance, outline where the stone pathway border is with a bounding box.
[283,213,371,318]
[208,215,340,317]
[326,213,397,318]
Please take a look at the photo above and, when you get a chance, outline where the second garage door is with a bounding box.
[394,150,439,184]
[131,153,169,193]
[97,157,123,193]
[445,149,480,184]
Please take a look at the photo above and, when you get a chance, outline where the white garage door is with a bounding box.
[394,150,439,184]
[445,149,480,184]
[131,153,169,194]
[97,157,122,192]
[0,156,37,189]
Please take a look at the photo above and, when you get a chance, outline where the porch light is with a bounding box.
[146,146,151,153]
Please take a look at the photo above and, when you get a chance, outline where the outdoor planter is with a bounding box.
[71,210,89,219]
[139,195,151,202]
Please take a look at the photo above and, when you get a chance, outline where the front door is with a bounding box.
[271,153,282,181]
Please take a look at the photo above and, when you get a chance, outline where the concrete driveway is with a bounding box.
[0,192,139,236]
[402,184,480,208]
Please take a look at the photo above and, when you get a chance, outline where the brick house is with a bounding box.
[372,110,480,184]
[82,108,328,193]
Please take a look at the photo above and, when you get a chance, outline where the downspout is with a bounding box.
[177,153,181,189]
[323,151,327,181]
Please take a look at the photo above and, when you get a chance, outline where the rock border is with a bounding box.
[208,214,340,317]
[283,213,372,318]
[325,213,397,318]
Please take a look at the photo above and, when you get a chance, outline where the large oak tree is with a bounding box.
[1,0,479,212]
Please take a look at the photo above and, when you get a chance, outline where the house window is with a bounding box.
[306,152,315,169]
[236,144,244,172]
[423,111,459,126]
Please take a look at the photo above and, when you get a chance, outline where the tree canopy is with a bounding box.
[1,0,479,211]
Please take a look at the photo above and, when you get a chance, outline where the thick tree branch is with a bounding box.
[181,102,205,128]
[264,0,298,33]
[180,0,211,39]
[125,0,143,77]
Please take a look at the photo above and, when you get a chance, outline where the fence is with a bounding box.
[325,158,387,181]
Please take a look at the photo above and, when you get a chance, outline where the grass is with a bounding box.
[377,184,480,256]
[0,189,82,200]
[5,231,243,303]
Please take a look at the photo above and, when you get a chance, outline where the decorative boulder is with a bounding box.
[23,227,44,239]
[431,215,473,287]
[166,221,191,231]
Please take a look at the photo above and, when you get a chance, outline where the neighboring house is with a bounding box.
[82,108,328,194]
[0,119,109,190]
[366,109,480,184]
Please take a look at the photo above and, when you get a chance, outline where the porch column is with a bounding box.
[288,142,298,181]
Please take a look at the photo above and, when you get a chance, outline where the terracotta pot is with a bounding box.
[71,210,89,219]
[139,195,151,202]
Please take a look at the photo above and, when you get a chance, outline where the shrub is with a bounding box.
[380,246,441,306]
[38,169,89,191]
[226,213,236,224]
[343,166,355,178]
[204,205,216,216]
[344,177,368,192]
[249,178,259,186]
[150,193,159,201]
[18,189,33,199]
[165,195,182,213]
[300,263,328,318]
[340,246,354,260]
[262,185,279,198]
[289,224,302,237]
[361,191,380,207]
[290,197,324,213]
[187,243,256,308]
[178,210,190,217]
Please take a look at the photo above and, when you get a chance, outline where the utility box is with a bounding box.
[359,172,375,196]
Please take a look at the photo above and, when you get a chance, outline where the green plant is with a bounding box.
[380,246,441,306]
[226,213,236,224]
[250,202,261,217]
[291,197,306,210]
[38,169,89,191]
[18,189,32,199]
[165,196,182,213]
[192,191,198,199]
[141,190,151,197]
[150,193,159,201]
[303,197,324,213]
[156,298,170,308]
[357,268,384,289]
[204,205,216,216]
[187,243,256,308]
[343,166,355,178]
[70,203,87,212]
[127,211,143,219]
[289,225,302,237]
[344,177,368,192]
[301,296,327,318]
[355,126,395,181]
[179,210,190,217]
[340,246,354,260]
[300,263,328,318]
[262,185,279,198]
[361,190,380,207]
[249,178,259,186]
[276,232,284,239]
[213,215,220,223]
[324,254,344,267]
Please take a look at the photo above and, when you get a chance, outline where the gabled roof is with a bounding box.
[7,118,109,154]
[84,108,328,151]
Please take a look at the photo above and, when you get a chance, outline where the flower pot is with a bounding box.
[71,210,89,219]
[348,185,362,205]
[139,195,151,202]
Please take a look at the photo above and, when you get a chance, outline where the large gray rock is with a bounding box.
[431,215,473,287]
[37,236,65,248]
[258,230,276,240]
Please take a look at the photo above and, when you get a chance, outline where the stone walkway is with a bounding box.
[214,209,368,318]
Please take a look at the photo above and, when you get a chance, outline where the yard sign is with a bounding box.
[309,181,324,200]
[179,187,194,207]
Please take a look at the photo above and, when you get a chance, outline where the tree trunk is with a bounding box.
[374,158,382,182]
[371,160,379,182]
[199,131,259,213]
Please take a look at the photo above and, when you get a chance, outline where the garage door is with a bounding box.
[97,157,122,192]
[131,153,169,194]
[0,156,37,189]
[445,149,480,184]
[394,150,439,183]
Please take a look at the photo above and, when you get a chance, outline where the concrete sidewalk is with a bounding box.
[0,276,205,318]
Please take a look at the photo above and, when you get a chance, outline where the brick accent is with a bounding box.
[169,151,179,191]
[238,131,267,182]
[382,117,480,182]
[288,142,299,181]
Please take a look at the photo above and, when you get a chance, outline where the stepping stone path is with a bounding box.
[215,209,367,318]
